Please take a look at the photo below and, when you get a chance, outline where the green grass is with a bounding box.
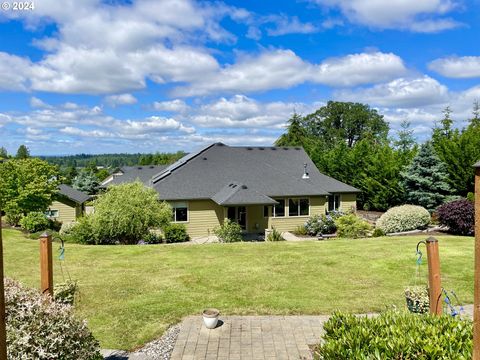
[2,228,475,350]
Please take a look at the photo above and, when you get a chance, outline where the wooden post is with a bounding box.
[39,233,53,297]
[0,214,7,360]
[473,162,480,360]
[426,237,442,315]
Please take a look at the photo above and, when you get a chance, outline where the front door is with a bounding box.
[227,206,247,230]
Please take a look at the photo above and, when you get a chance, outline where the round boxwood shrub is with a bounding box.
[5,278,102,359]
[163,223,190,243]
[376,205,430,234]
[437,198,474,235]
[19,211,50,233]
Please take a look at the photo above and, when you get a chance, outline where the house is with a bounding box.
[46,184,91,223]
[100,165,167,187]
[110,143,360,238]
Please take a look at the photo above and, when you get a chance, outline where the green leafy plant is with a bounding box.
[376,204,431,234]
[372,227,386,237]
[54,280,78,306]
[266,227,285,242]
[292,225,308,236]
[67,217,96,244]
[142,231,164,244]
[305,214,338,235]
[163,223,189,243]
[213,219,243,243]
[19,211,50,233]
[314,310,472,359]
[5,278,102,359]
[404,286,429,314]
[335,214,371,238]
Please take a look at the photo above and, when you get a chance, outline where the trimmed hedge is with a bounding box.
[376,205,430,234]
[314,310,472,359]
[437,198,474,235]
[163,223,190,243]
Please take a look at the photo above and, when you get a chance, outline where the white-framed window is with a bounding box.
[328,194,341,212]
[171,202,188,222]
[45,209,59,218]
[273,199,285,217]
[288,198,310,216]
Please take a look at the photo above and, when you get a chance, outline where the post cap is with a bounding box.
[426,236,438,243]
[474,161,480,168]
[39,232,50,238]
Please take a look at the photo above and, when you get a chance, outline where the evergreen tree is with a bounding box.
[275,112,307,147]
[401,142,452,211]
[72,169,99,194]
[15,145,30,159]
[0,147,7,159]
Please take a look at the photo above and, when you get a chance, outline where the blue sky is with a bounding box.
[0,0,479,155]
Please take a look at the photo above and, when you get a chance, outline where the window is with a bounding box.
[263,206,270,217]
[328,195,340,212]
[45,209,59,218]
[171,202,188,222]
[288,198,310,217]
[273,199,285,217]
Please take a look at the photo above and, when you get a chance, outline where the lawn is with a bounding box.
[2,228,475,350]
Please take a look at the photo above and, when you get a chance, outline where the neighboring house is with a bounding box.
[100,165,167,187]
[107,143,360,238]
[46,184,91,224]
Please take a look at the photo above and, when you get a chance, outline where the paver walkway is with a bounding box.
[170,315,330,360]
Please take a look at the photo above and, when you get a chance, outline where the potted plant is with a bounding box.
[404,286,429,314]
[202,308,220,329]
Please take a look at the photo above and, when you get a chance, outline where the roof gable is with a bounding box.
[58,184,90,204]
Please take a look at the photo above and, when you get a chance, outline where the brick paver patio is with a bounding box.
[170,315,330,360]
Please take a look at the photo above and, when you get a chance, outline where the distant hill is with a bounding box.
[41,151,187,168]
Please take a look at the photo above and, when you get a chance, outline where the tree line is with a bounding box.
[276,101,480,211]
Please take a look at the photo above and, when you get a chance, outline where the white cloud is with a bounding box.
[0,52,32,90]
[428,56,480,78]
[313,0,461,32]
[266,16,318,36]
[335,76,449,107]
[104,93,138,107]
[153,99,190,113]
[30,97,52,109]
[174,50,406,96]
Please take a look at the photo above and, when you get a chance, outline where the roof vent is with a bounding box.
[271,147,277,150]
[258,147,264,150]
[241,185,248,189]
[283,147,289,150]
[202,157,207,160]
[149,166,154,169]
[295,147,301,150]
[247,147,253,150]
[302,163,310,179]
[137,167,142,170]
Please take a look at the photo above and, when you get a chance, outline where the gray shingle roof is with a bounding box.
[58,184,90,204]
[212,182,278,206]
[474,161,480,168]
[152,143,360,201]
[108,165,167,186]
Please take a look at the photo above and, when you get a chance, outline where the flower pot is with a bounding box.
[202,308,220,329]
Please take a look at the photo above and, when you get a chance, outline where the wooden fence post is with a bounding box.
[473,162,480,360]
[426,237,442,316]
[39,233,53,298]
[0,214,7,360]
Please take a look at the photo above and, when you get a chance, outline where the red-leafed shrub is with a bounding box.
[437,199,474,235]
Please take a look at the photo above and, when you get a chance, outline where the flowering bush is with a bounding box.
[305,214,338,235]
[437,199,474,235]
[5,278,102,359]
[376,205,430,234]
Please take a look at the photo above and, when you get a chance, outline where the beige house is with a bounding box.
[46,184,90,224]
[110,143,360,238]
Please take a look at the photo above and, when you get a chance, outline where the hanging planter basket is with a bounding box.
[405,286,429,314]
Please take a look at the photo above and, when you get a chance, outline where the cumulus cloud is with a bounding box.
[174,50,406,96]
[104,93,138,107]
[335,76,449,107]
[0,52,33,90]
[265,16,318,36]
[312,0,462,32]
[153,99,190,113]
[428,56,480,78]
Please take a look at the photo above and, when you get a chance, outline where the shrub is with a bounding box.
[68,217,96,244]
[292,225,308,236]
[48,218,62,232]
[314,310,472,359]
[5,278,102,359]
[59,221,76,236]
[372,228,386,237]
[4,204,22,227]
[163,223,189,243]
[142,231,164,244]
[335,214,372,238]
[437,199,474,235]
[213,219,242,243]
[19,211,50,233]
[266,227,285,241]
[467,192,475,202]
[305,214,337,236]
[376,205,431,234]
